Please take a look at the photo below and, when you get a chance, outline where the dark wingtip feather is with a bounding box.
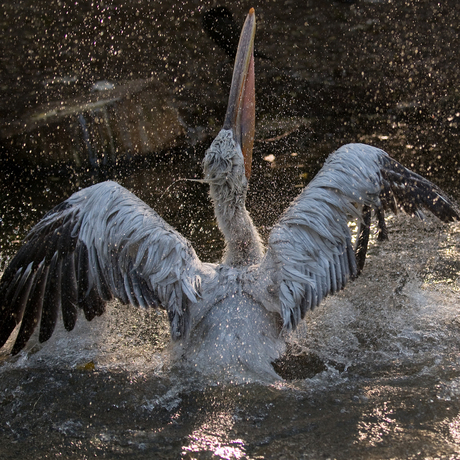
[80,286,106,321]
[355,206,372,275]
[0,265,34,349]
[61,254,78,331]
[376,208,388,241]
[381,157,460,223]
[38,253,61,343]
[10,261,48,355]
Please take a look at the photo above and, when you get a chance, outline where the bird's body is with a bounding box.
[171,270,284,380]
[0,10,458,381]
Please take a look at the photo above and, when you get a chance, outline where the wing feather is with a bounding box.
[61,255,78,331]
[259,143,459,330]
[39,252,61,342]
[0,181,215,354]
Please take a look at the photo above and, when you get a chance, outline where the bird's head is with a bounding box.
[203,8,255,194]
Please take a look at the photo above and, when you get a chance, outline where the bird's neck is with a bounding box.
[203,129,264,267]
[212,188,264,266]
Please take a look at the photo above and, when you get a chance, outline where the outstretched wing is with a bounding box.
[257,143,459,330]
[0,181,216,354]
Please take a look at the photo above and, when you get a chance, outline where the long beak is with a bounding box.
[223,8,256,180]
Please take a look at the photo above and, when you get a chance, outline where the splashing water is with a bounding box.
[1,213,459,458]
[2,0,460,457]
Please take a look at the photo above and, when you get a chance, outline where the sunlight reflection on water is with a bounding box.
[1,1,460,457]
[182,411,247,459]
[356,401,403,447]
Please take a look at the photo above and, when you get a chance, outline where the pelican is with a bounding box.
[0,9,458,380]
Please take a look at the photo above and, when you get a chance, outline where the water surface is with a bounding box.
[1,1,460,458]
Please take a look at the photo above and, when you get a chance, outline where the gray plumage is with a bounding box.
[0,140,458,379]
[0,8,458,379]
